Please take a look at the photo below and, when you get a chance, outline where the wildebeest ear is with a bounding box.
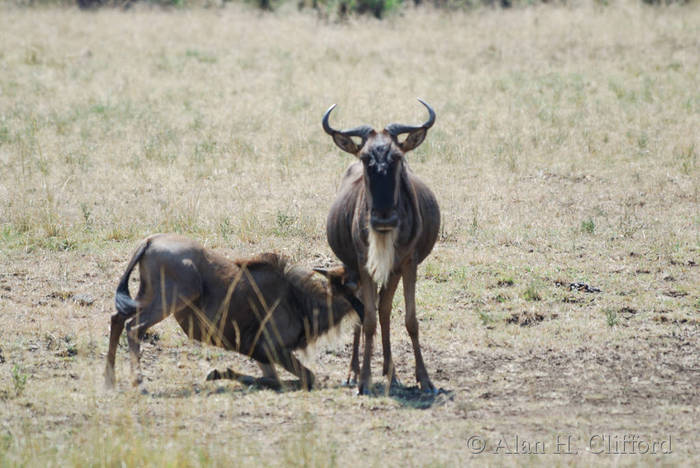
[313,266,357,290]
[332,134,362,155]
[397,128,428,152]
[313,266,343,281]
[385,99,435,152]
[312,267,332,278]
[313,266,344,276]
[322,105,373,155]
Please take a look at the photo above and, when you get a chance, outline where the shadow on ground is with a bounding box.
[145,369,453,408]
[337,380,454,409]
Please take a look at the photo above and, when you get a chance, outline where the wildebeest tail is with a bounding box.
[114,238,151,318]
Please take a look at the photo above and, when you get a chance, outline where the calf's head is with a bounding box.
[322,99,435,232]
[313,266,364,322]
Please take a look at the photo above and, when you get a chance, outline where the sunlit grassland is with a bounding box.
[0,2,698,466]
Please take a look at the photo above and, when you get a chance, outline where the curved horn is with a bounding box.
[322,104,374,154]
[322,104,338,136]
[384,98,436,137]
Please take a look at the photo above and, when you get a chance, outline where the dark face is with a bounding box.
[359,134,403,232]
[322,100,435,232]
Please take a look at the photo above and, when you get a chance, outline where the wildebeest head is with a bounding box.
[312,265,364,321]
[322,99,435,232]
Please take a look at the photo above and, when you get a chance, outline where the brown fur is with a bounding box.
[105,234,363,390]
[323,101,440,394]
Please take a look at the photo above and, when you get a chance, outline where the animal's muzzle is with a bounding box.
[370,211,399,231]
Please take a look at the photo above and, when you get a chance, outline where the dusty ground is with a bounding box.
[0,2,698,466]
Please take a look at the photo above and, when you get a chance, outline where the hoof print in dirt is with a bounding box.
[55,347,78,358]
[71,294,95,306]
[554,280,601,293]
[506,311,558,327]
[663,290,688,298]
[48,291,96,306]
[571,282,601,293]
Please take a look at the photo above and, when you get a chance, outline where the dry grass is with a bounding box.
[1,2,698,466]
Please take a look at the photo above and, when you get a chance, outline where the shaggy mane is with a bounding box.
[236,253,333,313]
[235,253,357,350]
[235,252,287,271]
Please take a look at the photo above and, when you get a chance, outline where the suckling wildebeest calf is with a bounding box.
[322,99,440,394]
[105,234,364,390]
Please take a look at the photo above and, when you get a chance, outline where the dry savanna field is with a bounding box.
[0,1,698,466]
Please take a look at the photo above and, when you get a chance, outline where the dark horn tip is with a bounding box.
[322,104,337,135]
[416,98,436,129]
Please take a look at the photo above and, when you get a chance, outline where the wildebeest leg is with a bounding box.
[378,273,401,387]
[206,362,275,380]
[258,362,277,379]
[206,364,282,390]
[346,324,361,385]
[105,312,126,388]
[402,262,435,393]
[357,269,377,395]
[106,277,149,388]
[276,349,315,390]
[126,271,201,387]
[253,362,285,390]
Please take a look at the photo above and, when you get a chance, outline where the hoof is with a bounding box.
[300,374,315,391]
[104,365,116,389]
[419,379,437,394]
[389,375,402,389]
[356,382,371,396]
[346,370,359,387]
[104,375,116,389]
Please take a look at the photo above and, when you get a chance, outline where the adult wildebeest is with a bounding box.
[105,234,364,390]
[322,99,440,395]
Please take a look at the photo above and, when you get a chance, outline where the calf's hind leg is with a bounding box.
[105,312,126,388]
[106,280,148,388]
[126,267,201,386]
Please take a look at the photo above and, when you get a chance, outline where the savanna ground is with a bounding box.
[0,1,698,466]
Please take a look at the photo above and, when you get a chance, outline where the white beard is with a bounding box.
[366,229,397,287]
